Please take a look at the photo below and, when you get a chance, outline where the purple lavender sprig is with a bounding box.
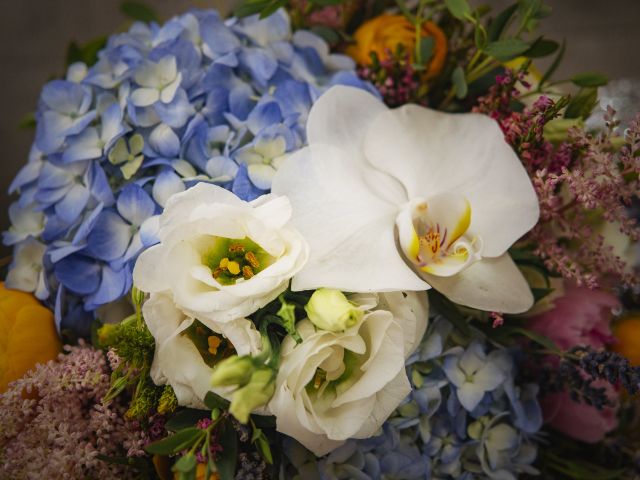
[572,346,640,395]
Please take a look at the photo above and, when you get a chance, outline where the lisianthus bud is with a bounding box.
[210,356,255,387]
[229,367,276,423]
[305,288,363,332]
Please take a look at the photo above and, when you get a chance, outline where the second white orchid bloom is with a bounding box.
[272,86,540,313]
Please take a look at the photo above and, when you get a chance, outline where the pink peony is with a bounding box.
[529,284,620,443]
[528,284,618,350]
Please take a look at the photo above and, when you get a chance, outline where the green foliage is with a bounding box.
[570,72,609,88]
[539,37,566,85]
[120,1,159,23]
[451,66,468,99]
[525,37,559,58]
[564,87,598,120]
[216,420,238,480]
[487,4,518,41]
[145,428,206,455]
[428,290,470,336]
[66,36,107,67]
[234,0,287,19]
[165,408,211,432]
[99,316,154,367]
[276,294,302,343]
[444,0,472,20]
[483,38,530,61]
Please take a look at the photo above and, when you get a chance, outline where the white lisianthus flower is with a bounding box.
[133,182,309,323]
[5,237,48,300]
[272,86,540,313]
[143,292,263,408]
[269,291,428,456]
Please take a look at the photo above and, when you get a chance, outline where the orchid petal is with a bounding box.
[422,253,534,313]
[364,104,539,257]
[272,144,429,292]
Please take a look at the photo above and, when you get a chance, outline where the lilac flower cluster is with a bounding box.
[357,50,421,107]
[281,318,542,479]
[0,343,147,479]
[3,8,373,336]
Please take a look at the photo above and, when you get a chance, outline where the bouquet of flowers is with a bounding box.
[1,0,639,478]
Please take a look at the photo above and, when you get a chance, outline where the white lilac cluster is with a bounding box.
[3,8,372,334]
[281,317,543,480]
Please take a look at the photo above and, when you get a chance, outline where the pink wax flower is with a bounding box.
[528,284,618,350]
[529,283,620,443]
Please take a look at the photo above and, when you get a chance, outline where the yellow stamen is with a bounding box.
[227,261,241,275]
[208,336,222,355]
[242,265,254,279]
[219,257,229,269]
[228,243,245,254]
[245,251,260,268]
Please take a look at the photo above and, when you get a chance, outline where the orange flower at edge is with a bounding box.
[346,14,448,79]
[0,281,61,392]
[612,316,640,366]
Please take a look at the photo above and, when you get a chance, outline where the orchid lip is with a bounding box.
[396,193,481,278]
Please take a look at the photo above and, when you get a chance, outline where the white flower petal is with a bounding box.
[247,163,276,190]
[422,253,534,313]
[272,144,429,292]
[364,105,539,257]
[306,85,387,158]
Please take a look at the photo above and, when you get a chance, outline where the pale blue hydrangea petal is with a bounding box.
[54,254,101,295]
[84,210,132,261]
[117,183,156,226]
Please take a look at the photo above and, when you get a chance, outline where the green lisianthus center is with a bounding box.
[202,237,274,286]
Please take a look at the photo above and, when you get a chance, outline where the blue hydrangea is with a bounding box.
[281,318,543,480]
[4,8,374,335]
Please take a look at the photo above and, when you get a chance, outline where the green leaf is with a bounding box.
[18,113,36,130]
[539,37,565,86]
[66,37,107,67]
[165,408,211,432]
[145,428,204,455]
[251,426,273,464]
[570,72,608,88]
[444,0,472,20]
[487,4,518,42]
[173,454,197,473]
[395,0,416,23]
[120,1,159,23]
[498,326,561,353]
[531,287,554,302]
[310,26,341,46]
[203,391,231,411]
[524,37,559,58]
[276,296,302,343]
[474,24,488,50]
[215,420,238,480]
[418,36,435,66]
[484,38,530,61]
[428,290,470,336]
[451,66,468,99]
[564,87,598,120]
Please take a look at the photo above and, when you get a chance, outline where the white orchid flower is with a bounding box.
[272,86,539,313]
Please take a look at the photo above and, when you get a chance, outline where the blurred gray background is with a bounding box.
[0,0,639,256]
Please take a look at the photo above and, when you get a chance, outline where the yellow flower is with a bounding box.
[0,282,61,392]
[346,14,447,78]
[612,316,640,366]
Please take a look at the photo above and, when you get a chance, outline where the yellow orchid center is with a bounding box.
[396,193,481,277]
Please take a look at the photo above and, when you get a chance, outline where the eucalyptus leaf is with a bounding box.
[570,72,608,88]
[120,1,159,23]
[444,0,472,20]
[496,326,561,353]
[145,428,204,455]
[418,36,435,66]
[216,420,238,480]
[524,38,559,58]
[484,38,530,61]
[173,454,197,473]
[487,3,518,41]
[564,87,598,120]
[451,66,468,99]
[165,408,211,432]
[474,24,488,50]
[539,37,565,85]
[204,391,231,411]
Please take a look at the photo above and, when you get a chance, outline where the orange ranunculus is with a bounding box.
[346,14,447,78]
[612,316,640,366]
[172,463,219,480]
[0,282,61,392]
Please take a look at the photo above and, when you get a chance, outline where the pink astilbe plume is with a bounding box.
[0,342,149,479]
[475,72,640,289]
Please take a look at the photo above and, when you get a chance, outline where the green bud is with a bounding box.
[543,117,583,143]
[229,367,275,424]
[305,288,363,332]
[210,355,254,388]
